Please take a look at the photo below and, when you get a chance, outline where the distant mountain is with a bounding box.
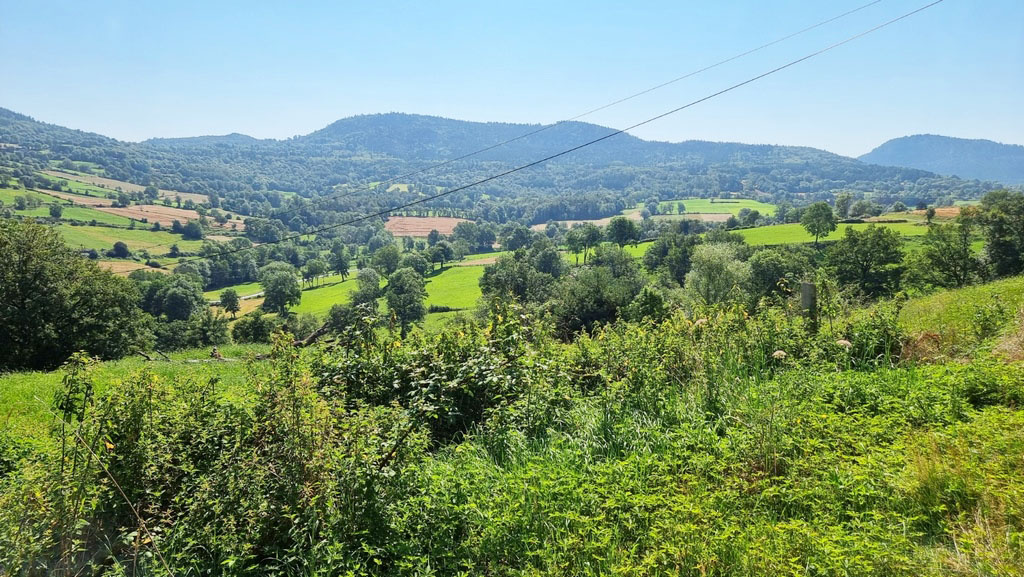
[860,134,1024,185]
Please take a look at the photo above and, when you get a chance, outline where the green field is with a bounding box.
[461,250,508,262]
[204,280,265,301]
[658,197,777,216]
[57,224,204,253]
[11,206,133,227]
[289,265,485,320]
[737,222,928,246]
[291,276,360,316]
[424,265,484,310]
[37,172,117,197]
[0,187,52,205]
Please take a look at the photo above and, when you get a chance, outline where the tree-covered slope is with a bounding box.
[0,109,1009,223]
[860,134,1024,185]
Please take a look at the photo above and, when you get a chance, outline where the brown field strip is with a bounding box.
[384,216,467,236]
[41,170,209,204]
[93,205,245,230]
[38,189,112,207]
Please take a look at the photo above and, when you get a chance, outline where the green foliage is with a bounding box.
[914,222,981,289]
[259,262,301,314]
[604,216,640,246]
[1,290,1024,574]
[231,310,278,343]
[979,190,1024,276]
[0,220,150,369]
[683,242,751,306]
[801,201,838,246]
[827,224,905,297]
[220,287,241,317]
[372,243,401,276]
[386,268,427,336]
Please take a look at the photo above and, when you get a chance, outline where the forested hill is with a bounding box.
[0,108,1008,221]
[860,134,1024,185]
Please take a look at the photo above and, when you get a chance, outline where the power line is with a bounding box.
[104,0,883,257]
[116,0,944,276]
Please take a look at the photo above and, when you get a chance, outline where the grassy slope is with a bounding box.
[0,187,52,205]
[424,265,484,310]
[291,276,359,316]
[900,275,1024,356]
[0,344,269,444]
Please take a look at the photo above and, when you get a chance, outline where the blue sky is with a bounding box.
[1,0,1021,156]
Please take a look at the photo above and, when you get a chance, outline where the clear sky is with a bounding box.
[1,0,1021,157]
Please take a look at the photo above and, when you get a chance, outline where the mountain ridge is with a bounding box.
[860,134,1024,185]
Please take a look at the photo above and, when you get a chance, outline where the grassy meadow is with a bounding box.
[737,221,929,246]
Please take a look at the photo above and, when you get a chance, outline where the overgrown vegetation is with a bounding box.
[1,288,1023,574]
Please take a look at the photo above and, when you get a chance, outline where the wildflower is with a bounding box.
[836,339,852,349]
[772,350,787,360]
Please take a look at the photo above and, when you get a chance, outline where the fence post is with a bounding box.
[801,282,818,332]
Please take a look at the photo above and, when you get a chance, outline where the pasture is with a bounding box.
[737,221,928,246]
[205,280,265,301]
[424,264,484,310]
[290,276,360,316]
[0,187,52,205]
[57,224,206,253]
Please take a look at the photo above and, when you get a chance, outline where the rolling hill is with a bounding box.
[0,109,1011,227]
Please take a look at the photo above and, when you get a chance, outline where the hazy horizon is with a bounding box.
[3,0,1022,157]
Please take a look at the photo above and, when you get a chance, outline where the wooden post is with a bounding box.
[801,282,818,332]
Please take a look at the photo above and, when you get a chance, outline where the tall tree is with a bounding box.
[978,190,1024,277]
[259,263,301,314]
[386,268,426,336]
[371,244,401,276]
[919,216,981,288]
[605,216,640,247]
[220,288,241,318]
[329,242,350,280]
[801,202,838,247]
